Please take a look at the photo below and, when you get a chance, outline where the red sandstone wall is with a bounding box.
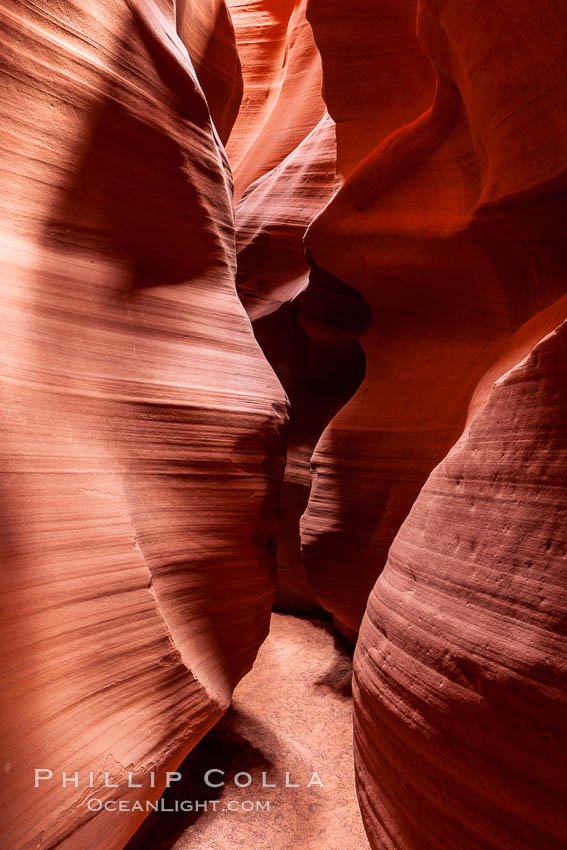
[303,0,567,633]
[354,320,567,848]
[299,0,567,846]
[1,0,566,847]
[0,1,286,846]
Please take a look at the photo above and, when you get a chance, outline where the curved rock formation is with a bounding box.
[0,1,285,847]
[303,0,567,633]
[354,320,567,849]
[235,113,347,612]
[298,0,567,845]
[226,0,325,200]
[176,0,243,144]
[2,0,566,848]
[228,0,361,612]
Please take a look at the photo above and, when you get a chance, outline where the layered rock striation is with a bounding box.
[0,1,286,847]
[354,321,567,848]
[1,1,566,849]
[303,0,567,633]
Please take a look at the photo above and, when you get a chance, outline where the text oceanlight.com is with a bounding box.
[86,799,271,813]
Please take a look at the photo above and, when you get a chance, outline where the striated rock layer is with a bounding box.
[228,0,361,612]
[0,1,286,847]
[236,113,347,613]
[303,0,567,633]
[2,0,567,848]
[175,0,243,144]
[293,0,567,845]
[354,321,567,849]
[226,0,325,201]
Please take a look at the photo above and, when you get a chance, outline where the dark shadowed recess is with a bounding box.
[246,255,372,615]
[125,707,274,850]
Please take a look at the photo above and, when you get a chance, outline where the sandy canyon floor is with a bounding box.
[127,613,368,849]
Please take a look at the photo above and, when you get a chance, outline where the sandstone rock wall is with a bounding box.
[1,1,566,848]
[354,320,567,848]
[303,0,567,633]
[0,1,286,846]
[297,0,567,845]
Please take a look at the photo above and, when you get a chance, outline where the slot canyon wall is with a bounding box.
[0,1,286,847]
[301,1,567,847]
[0,1,566,849]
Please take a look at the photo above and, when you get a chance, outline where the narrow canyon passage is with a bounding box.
[0,1,566,849]
[127,614,368,849]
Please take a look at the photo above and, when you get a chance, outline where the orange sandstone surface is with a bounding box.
[0,1,285,847]
[1,1,566,849]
